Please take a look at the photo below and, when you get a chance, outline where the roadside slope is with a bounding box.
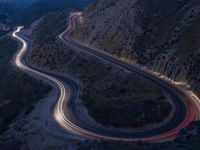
[72,0,200,96]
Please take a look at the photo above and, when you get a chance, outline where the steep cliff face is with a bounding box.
[73,0,200,95]
[73,0,147,60]
[136,0,200,89]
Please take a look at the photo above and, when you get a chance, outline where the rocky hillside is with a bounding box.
[73,0,200,96]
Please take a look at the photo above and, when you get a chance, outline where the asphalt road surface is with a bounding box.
[12,12,198,141]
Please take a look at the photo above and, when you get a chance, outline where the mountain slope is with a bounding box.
[73,0,200,96]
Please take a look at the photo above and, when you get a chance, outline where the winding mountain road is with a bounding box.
[12,13,199,142]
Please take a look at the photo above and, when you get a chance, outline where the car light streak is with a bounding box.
[12,11,200,142]
[12,27,82,135]
[58,12,200,141]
